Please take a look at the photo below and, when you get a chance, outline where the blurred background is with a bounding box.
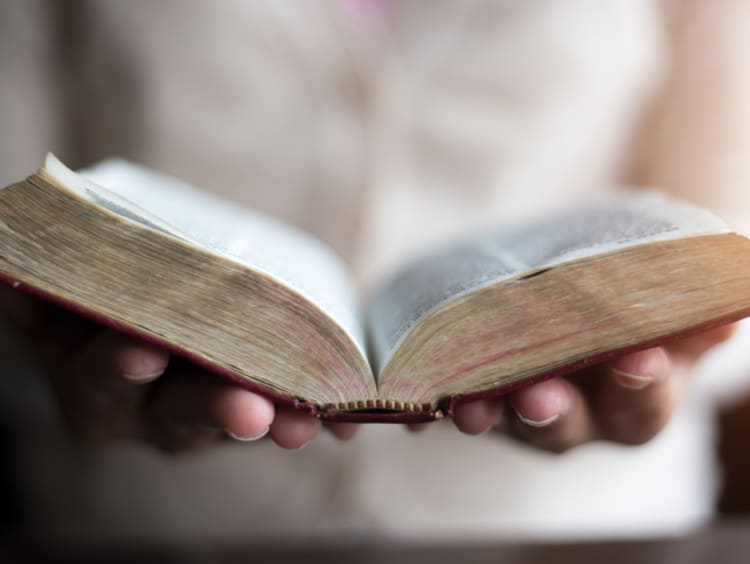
[3,0,750,555]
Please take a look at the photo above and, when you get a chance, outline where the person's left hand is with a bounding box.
[0,285,358,453]
[437,324,736,452]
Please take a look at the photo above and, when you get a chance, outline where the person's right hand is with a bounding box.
[438,324,737,453]
[0,285,358,453]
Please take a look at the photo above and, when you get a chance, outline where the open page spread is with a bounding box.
[44,156,366,357]
[368,193,731,373]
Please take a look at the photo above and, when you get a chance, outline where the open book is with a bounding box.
[2,155,750,422]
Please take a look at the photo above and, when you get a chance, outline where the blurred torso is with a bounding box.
[4,0,719,542]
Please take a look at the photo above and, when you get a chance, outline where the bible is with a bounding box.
[2,155,750,422]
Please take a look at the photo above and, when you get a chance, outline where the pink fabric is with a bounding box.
[340,0,390,26]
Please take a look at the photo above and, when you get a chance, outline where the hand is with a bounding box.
[0,285,358,452]
[439,324,737,453]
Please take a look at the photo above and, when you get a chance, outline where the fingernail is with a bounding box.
[122,369,165,383]
[484,412,504,433]
[611,367,652,390]
[514,410,560,428]
[226,426,269,442]
[474,406,504,435]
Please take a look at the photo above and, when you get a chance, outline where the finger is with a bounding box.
[149,369,274,448]
[667,322,738,360]
[53,330,169,441]
[596,347,676,445]
[508,378,595,453]
[324,422,360,441]
[268,405,322,449]
[108,336,171,383]
[452,398,504,435]
[73,330,169,405]
[0,284,41,330]
[0,285,94,350]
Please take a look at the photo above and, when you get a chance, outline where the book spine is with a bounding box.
[323,399,433,413]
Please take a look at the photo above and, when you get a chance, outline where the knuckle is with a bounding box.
[534,433,583,454]
[543,440,579,455]
[66,417,112,444]
[603,406,669,446]
[509,420,583,454]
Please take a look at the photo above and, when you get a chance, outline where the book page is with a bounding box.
[368,193,730,372]
[44,156,366,356]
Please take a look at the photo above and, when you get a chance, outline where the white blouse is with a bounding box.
[3,0,746,542]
